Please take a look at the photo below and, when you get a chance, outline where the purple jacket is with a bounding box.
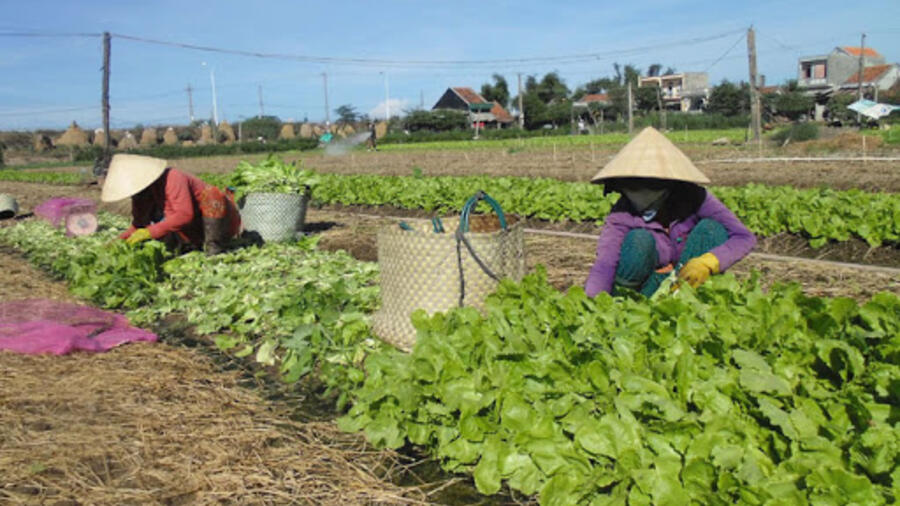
[585,191,756,296]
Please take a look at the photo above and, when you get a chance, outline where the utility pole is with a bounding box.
[627,82,634,134]
[857,33,866,125]
[101,31,111,172]
[656,85,666,130]
[186,84,194,122]
[747,26,761,142]
[257,84,264,118]
[517,73,524,129]
[321,72,330,125]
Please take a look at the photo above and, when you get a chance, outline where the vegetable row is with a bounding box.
[2,215,898,505]
[301,174,899,248]
[3,163,898,248]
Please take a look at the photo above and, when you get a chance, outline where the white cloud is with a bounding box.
[369,98,411,120]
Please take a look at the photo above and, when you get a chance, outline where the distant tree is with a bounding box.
[480,74,510,107]
[335,104,359,124]
[578,77,619,96]
[403,109,468,132]
[663,67,676,75]
[622,64,641,87]
[706,80,750,116]
[521,92,547,129]
[241,115,282,141]
[646,63,662,77]
[535,72,570,103]
[826,93,856,124]
[634,86,659,113]
[773,91,813,121]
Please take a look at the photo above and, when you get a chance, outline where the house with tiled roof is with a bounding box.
[797,45,895,119]
[798,46,885,93]
[432,87,514,128]
[840,64,900,94]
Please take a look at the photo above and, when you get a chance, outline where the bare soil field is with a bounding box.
[17,144,900,191]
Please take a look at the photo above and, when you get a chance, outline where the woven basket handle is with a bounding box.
[459,191,507,234]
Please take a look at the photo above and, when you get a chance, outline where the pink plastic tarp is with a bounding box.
[0,300,157,355]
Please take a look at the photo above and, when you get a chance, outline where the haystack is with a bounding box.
[182,140,195,147]
[280,123,296,140]
[198,124,215,145]
[218,121,236,144]
[299,123,313,138]
[92,129,105,146]
[118,132,139,150]
[313,125,324,137]
[162,127,178,145]
[375,121,388,139]
[340,124,356,137]
[33,134,53,152]
[55,121,89,147]
[328,123,337,134]
[139,128,158,147]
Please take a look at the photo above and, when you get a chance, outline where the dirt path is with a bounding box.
[0,246,431,505]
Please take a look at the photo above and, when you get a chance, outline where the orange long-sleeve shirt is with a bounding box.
[120,168,210,245]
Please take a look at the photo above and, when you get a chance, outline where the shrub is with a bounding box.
[239,116,282,141]
[771,122,819,143]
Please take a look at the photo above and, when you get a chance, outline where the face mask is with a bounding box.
[622,188,669,213]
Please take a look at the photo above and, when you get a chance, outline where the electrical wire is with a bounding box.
[0,31,102,38]
[110,29,745,69]
[703,32,746,73]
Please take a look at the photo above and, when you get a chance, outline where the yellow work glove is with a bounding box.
[678,253,720,288]
[125,228,152,245]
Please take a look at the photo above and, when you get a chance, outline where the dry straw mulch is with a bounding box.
[0,344,433,505]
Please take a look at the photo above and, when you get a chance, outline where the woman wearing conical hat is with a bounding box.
[585,127,755,297]
[101,154,241,255]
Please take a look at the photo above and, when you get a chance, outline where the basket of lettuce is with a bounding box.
[230,156,320,242]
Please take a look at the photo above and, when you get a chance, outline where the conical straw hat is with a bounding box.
[591,127,710,185]
[101,154,168,202]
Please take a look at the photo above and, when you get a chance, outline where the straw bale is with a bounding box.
[280,123,296,139]
[299,123,313,138]
[313,125,324,137]
[375,121,388,139]
[0,343,432,505]
[92,128,107,146]
[118,132,138,150]
[55,121,89,147]
[139,127,158,147]
[198,124,215,145]
[182,139,195,147]
[219,121,236,144]
[33,134,53,152]
[162,127,178,145]
[329,123,338,134]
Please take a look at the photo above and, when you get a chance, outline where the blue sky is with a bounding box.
[1,0,898,130]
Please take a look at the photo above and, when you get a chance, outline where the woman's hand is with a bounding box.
[678,253,720,287]
[125,228,152,245]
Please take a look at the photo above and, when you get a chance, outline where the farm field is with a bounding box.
[2,148,899,505]
[10,141,900,192]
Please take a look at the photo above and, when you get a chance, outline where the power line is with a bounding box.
[704,32,746,73]
[110,29,744,69]
[0,30,102,38]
